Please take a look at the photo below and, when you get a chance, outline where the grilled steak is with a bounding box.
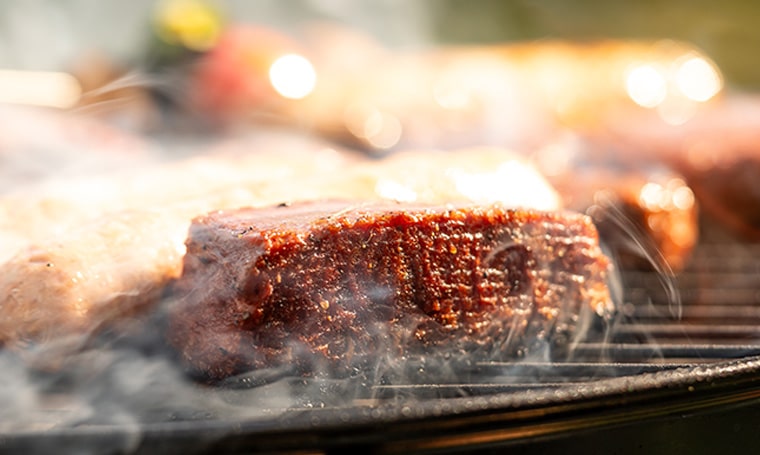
[167,202,613,381]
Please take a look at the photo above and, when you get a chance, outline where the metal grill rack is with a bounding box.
[5,241,760,454]
[357,241,760,400]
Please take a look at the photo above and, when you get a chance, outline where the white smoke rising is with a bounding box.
[0,3,676,448]
[0,119,628,449]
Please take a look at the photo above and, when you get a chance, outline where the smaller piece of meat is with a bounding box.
[0,210,188,350]
[167,202,613,381]
[548,166,698,272]
[584,95,760,241]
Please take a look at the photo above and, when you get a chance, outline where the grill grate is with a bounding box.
[366,240,760,398]
[6,242,760,454]
[606,244,760,358]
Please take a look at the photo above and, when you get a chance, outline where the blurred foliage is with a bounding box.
[430,0,760,90]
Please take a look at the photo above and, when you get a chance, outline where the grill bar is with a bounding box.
[625,287,760,306]
[627,303,760,320]
[613,323,760,338]
[568,343,760,361]
[605,242,760,359]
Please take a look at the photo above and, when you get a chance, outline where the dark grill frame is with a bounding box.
[4,356,760,454]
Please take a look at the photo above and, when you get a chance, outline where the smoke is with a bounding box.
[0,7,698,449]
[0,105,158,195]
[0,116,653,455]
[0,202,621,450]
[588,195,682,320]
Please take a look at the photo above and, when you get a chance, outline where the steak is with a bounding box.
[167,202,613,381]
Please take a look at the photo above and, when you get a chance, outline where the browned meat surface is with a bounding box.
[167,201,613,381]
[548,166,698,272]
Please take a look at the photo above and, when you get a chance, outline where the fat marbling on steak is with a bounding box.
[167,201,614,381]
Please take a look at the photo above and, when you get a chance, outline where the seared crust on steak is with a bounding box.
[167,202,613,381]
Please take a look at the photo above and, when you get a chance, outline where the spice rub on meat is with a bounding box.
[167,201,613,381]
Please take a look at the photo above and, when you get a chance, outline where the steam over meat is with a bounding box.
[0,106,154,194]
[168,202,613,381]
[0,145,559,353]
[0,211,188,348]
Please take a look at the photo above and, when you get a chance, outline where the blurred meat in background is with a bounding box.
[1,0,758,292]
[2,0,759,269]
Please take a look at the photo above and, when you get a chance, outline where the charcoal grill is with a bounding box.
[3,236,760,454]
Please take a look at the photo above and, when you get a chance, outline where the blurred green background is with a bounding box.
[430,0,760,90]
[0,0,757,90]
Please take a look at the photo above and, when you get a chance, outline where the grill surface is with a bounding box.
[208,237,760,454]
[4,238,760,454]
[362,237,760,397]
